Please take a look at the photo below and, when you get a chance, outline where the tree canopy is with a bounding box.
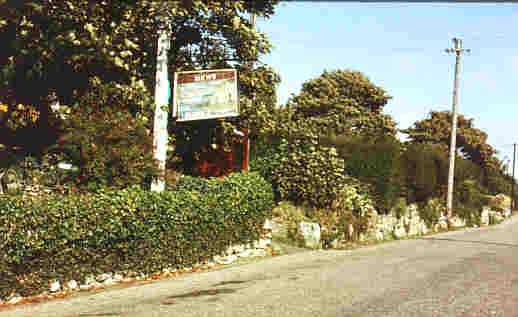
[284,69,397,138]
[401,110,499,170]
[0,0,281,151]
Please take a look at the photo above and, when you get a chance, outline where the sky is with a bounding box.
[255,2,518,173]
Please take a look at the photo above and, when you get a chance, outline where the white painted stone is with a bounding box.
[8,296,22,304]
[96,273,112,283]
[103,278,115,286]
[233,244,246,253]
[253,239,270,249]
[113,274,124,281]
[207,262,216,267]
[420,222,428,235]
[67,280,78,290]
[298,222,321,249]
[347,223,354,239]
[449,217,466,228]
[264,219,273,230]
[49,280,61,292]
[79,282,100,291]
[481,207,490,226]
[216,254,238,265]
[162,268,176,274]
[237,248,255,258]
[251,249,266,257]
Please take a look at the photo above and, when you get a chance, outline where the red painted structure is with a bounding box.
[193,129,249,178]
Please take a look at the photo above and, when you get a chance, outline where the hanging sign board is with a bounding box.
[173,69,239,122]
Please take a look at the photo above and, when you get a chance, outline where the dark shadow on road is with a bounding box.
[212,280,248,287]
[419,237,518,247]
[77,313,122,316]
[160,288,238,305]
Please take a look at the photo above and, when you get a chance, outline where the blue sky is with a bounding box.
[255,2,518,172]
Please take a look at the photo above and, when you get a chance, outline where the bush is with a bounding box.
[251,136,346,208]
[324,134,403,214]
[418,198,445,228]
[311,184,375,246]
[401,143,448,204]
[54,81,160,191]
[392,197,408,219]
[0,172,274,299]
[454,179,488,226]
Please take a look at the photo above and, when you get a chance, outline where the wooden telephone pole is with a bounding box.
[445,38,470,217]
[512,144,516,210]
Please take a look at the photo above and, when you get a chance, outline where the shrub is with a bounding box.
[0,172,274,299]
[325,134,403,214]
[252,136,346,208]
[418,198,445,228]
[392,197,408,219]
[311,184,375,246]
[454,179,488,226]
[54,81,160,191]
[401,143,448,204]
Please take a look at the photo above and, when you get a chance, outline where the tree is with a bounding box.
[402,110,514,196]
[401,111,498,169]
[0,0,281,152]
[284,69,397,138]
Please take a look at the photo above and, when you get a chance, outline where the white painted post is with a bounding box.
[151,20,170,192]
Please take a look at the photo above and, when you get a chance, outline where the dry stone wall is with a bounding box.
[292,199,512,248]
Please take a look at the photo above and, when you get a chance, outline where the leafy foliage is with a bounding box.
[454,180,488,226]
[418,198,445,229]
[312,184,376,245]
[402,111,498,169]
[53,81,159,191]
[321,134,403,214]
[286,69,397,137]
[251,136,346,208]
[0,172,274,299]
[400,143,448,204]
[0,0,281,163]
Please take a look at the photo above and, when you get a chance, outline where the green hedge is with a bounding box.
[0,172,274,299]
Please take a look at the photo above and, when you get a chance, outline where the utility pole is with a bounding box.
[151,14,171,192]
[445,38,470,217]
[512,144,516,210]
[241,13,256,172]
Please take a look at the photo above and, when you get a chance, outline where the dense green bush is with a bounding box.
[0,172,274,299]
[418,198,445,228]
[401,143,448,204]
[251,136,346,208]
[322,134,403,214]
[54,81,160,191]
[454,179,488,226]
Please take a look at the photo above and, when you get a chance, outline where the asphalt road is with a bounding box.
[4,217,518,317]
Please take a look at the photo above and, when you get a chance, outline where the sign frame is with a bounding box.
[173,69,239,122]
